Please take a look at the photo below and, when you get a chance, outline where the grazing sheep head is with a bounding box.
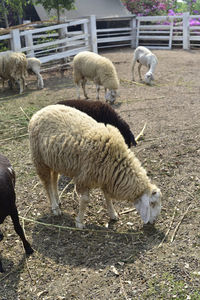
[134,186,161,224]
[105,90,117,103]
[145,71,154,85]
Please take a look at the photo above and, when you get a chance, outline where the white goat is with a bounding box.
[131,46,158,85]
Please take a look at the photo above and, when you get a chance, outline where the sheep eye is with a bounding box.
[152,190,157,195]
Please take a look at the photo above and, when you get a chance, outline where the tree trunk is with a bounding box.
[57,5,60,23]
[2,0,9,28]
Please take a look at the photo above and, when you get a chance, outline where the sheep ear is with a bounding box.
[134,196,150,224]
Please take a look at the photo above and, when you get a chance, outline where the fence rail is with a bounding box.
[0,13,199,63]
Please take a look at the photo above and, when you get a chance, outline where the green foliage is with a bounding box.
[0,0,31,19]
[0,41,9,52]
[34,0,76,21]
[176,0,200,13]
[0,0,32,27]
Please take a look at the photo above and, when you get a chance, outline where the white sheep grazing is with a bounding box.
[29,105,161,229]
[0,52,27,94]
[131,46,158,85]
[73,51,119,103]
[27,57,44,89]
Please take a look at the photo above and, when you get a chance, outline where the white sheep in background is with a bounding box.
[29,105,161,229]
[73,51,119,103]
[27,57,44,89]
[0,52,27,94]
[131,46,158,85]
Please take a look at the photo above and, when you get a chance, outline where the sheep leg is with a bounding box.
[96,84,100,100]
[36,164,61,216]
[75,191,89,229]
[37,73,44,89]
[19,78,24,94]
[81,78,88,99]
[104,193,119,221]
[51,170,60,207]
[0,258,4,273]
[10,207,33,255]
[131,59,136,81]
[2,79,5,91]
[32,68,44,89]
[138,63,143,81]
[76,83,81,100]
[22,76,26,91]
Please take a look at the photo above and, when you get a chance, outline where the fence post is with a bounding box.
[83,21,89,48]
[183,12,190,50]
[59,25,69,62]
[130,15,137,48]
[25,31,34,57]
[10,29,21,51]
[89,15,97,53]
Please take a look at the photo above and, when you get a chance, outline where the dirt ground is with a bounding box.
[0,48,199,300]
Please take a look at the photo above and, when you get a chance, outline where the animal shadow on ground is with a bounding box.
[40,73,74,91]
[0,89,30,102]
[0,256,27,299]
[31,212,164,270]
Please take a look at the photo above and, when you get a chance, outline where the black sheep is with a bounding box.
[57,99,137,148]
[0,153,33,272]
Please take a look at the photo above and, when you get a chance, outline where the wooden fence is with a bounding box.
[0,13,200,64]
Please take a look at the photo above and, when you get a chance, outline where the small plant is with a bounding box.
[143,272,200,299]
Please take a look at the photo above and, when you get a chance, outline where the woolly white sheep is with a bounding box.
[0,52,27,94]
[27,57,44,89]
[29,105,161,229]
[73,51,119,103]
[131,46,158,85]
[57,99,137,147]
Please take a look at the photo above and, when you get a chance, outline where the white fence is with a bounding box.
[136,13,190,49]
[0,15,97,63]
[0,13,200,64]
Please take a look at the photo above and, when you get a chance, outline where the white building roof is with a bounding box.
[34,0,131,21]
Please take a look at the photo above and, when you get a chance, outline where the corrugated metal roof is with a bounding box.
[34,0,131,21]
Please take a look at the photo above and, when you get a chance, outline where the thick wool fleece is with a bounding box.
[73,51,119,90]
[0,52,27,81]
[57,99,137,147]
[29,105,154,203]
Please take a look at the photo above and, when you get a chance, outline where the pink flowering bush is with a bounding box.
[122,0,200,18]
[122,0,173,16]
[122,0,200,26]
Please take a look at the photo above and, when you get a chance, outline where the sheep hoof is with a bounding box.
[75,217,85,229]
[52,207,62,216]
[25,246,34,255]
[110,216,119,222]
[0,266,5,273]
[110,213,119,221]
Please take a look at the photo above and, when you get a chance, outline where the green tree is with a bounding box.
[0,0,9,28]
[35,0,76,22]
[0,0,32,28]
